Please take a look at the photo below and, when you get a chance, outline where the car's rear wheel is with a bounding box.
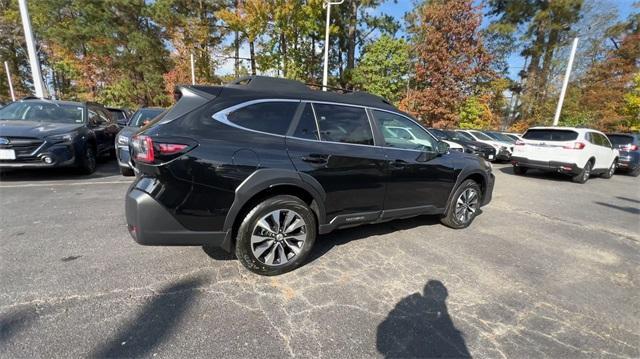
[235,195,317,276]
[601,160,616,179]
[630,167,640,177]
[79,146,97,175]
[513,166,528,175]
[441,179,482,229]
[572,160,592,184]
[119,166,135,176]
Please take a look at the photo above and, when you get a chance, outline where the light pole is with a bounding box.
[18,0,46,98]
[322,0,344,91]
[190,53,196,85]
[4,61,15,101]
[553,37,579,126]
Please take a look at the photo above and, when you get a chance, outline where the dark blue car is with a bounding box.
[607,133,640,176]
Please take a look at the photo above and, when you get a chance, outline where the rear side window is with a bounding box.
[523,129,578,141]
[227,101,298,135]
[313,103,373,145]
[293,104,319,140]
[607,134,633,146]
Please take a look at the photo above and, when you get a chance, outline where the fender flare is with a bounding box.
[443,168,491,213]
[222,168,327,235]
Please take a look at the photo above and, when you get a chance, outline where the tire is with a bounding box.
[119,166,135,176]
[629,167,640,177]
[235,195,317,276]
[513,166,528,175]
[601,160,616,179]
[78,145,97,175]
[441,179,482,229]
[572,160,592,184]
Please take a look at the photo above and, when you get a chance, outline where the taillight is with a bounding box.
[515,140,525,146]
[563,142,585,150]
[626,144,638,151]
[158,143,188,154]
[132,135,154,163]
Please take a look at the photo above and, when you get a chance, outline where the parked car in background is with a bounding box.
[384,125,463,152]
[503,132,523,142]
[606,133,639,176]
[106,107,131,128]
[484,131,516,144]
[125,76,495,275]
[115,107,165,176]
[512,127,619,183]
[0,99,118,174]
[438,129,497,161]
[456,129,512,161]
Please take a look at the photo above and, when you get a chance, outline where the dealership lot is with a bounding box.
[0,162,638,358]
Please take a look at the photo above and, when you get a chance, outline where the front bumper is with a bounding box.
[0,143,76,169]
[116,145,132,168]
[496,147,512,161]
[125,185,229,246]
[511,156,581,174]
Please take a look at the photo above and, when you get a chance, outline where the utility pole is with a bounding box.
[553,37,579,126]
[18,0,45,98]
[322,0,344,91]
[4,61,15,101]
[190,53,196,85]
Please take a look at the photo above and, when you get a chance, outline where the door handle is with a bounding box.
[389,159,408,169]
[301,154,329,165]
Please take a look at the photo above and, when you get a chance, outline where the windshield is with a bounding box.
[447,131,474,142]
[607,134,634,146]
[487,132,515,143]
[129,108,164,127]
[469,130,493,141]
[429,128,449,140]
[108,109,127,121]
[0,102,84,124]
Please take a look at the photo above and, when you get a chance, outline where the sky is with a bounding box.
[218,0,638,79]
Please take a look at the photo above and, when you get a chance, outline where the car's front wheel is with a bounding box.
[441,179,482,229]
[119,166,135,176]
[235,195,317,276]
[78,145,97,175]
[513,166,528,175]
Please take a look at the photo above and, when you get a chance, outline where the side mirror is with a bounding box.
[437,141,449,155]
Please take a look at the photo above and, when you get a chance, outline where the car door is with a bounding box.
[87,108,108,154]
[97,107,119,149]
[286,102,387,224]
[370,109,456,212]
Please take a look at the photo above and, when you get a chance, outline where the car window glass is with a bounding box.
[523,129,578,141]
[227,101,298,135]
[292,103,319,140]
[596,133,611,147]
[313,103,373,145]
[607,134,634,146]
[372,110,436,151]
[88,110,100,125]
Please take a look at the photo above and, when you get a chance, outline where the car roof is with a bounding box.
[204,76,399,111]
[527,126,601,133]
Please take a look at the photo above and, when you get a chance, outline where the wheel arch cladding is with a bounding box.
[444,170,487,213]
[221,169,326,250]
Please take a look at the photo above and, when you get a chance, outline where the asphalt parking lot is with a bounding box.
[1,161,638,358]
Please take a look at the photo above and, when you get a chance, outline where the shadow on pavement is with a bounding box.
[0,306,38,345]
[90,276,204,358]
[616,196,640,204]
[0,159,120,182]
[497,165,573,182]
[594,201,640,215]
[202,245,236,260]
[307,215,440,265]
[377,280,471,358]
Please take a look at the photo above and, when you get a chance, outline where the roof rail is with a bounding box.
[226,76,310,92]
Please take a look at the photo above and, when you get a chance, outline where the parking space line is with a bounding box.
[0,180,132,188]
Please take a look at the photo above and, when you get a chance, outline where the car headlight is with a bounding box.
[117,134,130,146]
[46,132,75,144]
[467,144,479,151]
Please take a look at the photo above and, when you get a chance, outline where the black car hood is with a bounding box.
[0,120,84,138]
[450,138,493,149]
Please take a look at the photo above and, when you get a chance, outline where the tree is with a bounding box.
[400,0,494,128]
[352,35,409,103]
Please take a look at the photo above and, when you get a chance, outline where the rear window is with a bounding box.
[607,134,634,146]
[227,101,298,135]
[523,129,578,141]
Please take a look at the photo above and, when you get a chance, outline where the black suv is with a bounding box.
[125,77,495,275]
[0,99,119,174]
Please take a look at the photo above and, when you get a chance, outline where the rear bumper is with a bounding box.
[617,153,640,170]
[511,156,580,174]
[125,187,229,246]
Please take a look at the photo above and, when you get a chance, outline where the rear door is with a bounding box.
[592,132,614,169]
[371,110,455,211]
[286,102,387,223]
[518,129,579,161]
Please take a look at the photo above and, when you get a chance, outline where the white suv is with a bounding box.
[512,127,619,183]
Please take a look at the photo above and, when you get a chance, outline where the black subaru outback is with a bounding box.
[125,76,494,275]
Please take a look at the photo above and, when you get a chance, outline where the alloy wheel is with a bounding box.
[251,209,307,266]
[455,188,479,224]
[583,163,591,181]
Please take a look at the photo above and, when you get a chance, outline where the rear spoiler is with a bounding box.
[157,85,222,125]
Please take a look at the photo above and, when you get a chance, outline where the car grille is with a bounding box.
[0,137,44,156]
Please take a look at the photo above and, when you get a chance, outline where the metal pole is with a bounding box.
[190,53,196,85]
[18,0,45,98]
[4,61,15,101]
[322,0,344,91]
[553,37,579,126]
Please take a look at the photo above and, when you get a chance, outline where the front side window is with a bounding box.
[313,103,373,145]
[372,110,436,151]
[227,101,298,135]
[0,101,84,124]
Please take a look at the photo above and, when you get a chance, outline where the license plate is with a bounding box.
[488,154,494,160]
[0,149,16,160]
